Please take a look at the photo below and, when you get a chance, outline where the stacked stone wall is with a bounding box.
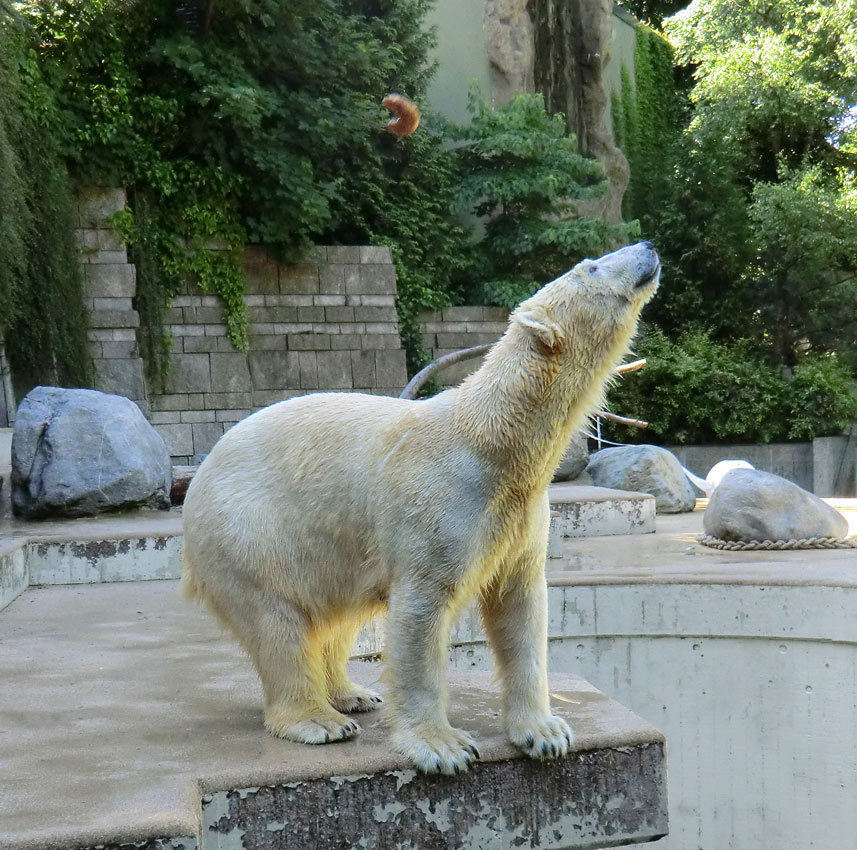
[419,306,509,385]
[63,189,409,462]
[152,245,407,461]
[77,188,148,414]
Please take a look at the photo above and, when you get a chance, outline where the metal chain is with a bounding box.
[698,534,857,551]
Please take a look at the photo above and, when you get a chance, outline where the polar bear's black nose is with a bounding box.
[641,241,655,250]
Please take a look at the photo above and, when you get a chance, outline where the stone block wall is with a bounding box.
[419,306,509,385]
[152,245,407,462]
[67,188,409,463]
[77,188,149,414]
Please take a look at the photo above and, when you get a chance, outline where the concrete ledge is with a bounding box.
[0,539,27,610]
[26,534,182,585]
[200,739,666,850]
[548,484,655,559]
[0,582,667,850]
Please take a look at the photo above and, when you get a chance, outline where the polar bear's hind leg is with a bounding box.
[323,616,384,714]
[227,588,361,743]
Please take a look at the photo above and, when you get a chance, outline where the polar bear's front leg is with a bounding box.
[385,581,480,775]
[480,545,573,761]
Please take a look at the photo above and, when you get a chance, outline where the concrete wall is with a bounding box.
[670,435,857,498]
[603,4,638,139]
[439,573,857,850]
[151,244,407,462]
[424,0,493,122]
[0,344,14,427]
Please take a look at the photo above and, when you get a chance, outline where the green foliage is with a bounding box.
[606,329,857,445]
[27,0,452,381]
[747,165,857,367]
[452,92,635,309]
[616,0,690,29]
[647,0,857,367]
[613,25,680,233]
[0,4,92,396]
[325,118,470,377]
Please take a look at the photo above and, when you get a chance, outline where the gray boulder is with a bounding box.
[11,386,171,518]
[552,432,589,482]
[587,444,697,513]
[704,468,848,542]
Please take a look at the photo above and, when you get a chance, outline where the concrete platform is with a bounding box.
[0,481,656,614]
[548,485,654,561]
[0,581,668,850]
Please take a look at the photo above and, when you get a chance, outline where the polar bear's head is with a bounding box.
[511,241,660,359]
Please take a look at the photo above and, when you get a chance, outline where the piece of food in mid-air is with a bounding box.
[382,93,420,137]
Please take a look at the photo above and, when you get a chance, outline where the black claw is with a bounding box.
[550,743,557,757]
[469,745,481,759]
[525,734,535,749]
[453,763,461,775]
[435,759,443,773]
[541,741,549,756]
[324,732,331,743]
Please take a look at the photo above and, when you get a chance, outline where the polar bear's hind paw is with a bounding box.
[393,724,480,775]
[508,714,572,760]
[266,710,361,744]
[330,684,384,714]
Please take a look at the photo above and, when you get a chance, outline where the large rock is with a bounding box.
[11,386,171,518]
[587,445,697,513]
[704,468,848,542]
[553,432,589,482]
[484,0,535,105]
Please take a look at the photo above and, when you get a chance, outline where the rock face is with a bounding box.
[704,469,848,542]
[532,0,630,224]
[11,386,171,518]
[484,0,536,105]
[587,445,697,513]
[553,432,589,482]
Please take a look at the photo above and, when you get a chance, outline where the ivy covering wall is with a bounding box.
[0,3,92,399]
[611,23,679,231]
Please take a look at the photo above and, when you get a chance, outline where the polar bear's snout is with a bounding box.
[588,241,661,296]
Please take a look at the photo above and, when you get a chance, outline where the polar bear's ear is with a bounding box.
[514,307,564,350]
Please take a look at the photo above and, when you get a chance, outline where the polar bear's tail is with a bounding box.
[180,550,203,602]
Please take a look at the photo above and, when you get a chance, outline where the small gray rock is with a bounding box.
[587,444,697,513]
[704,468,848,542]
[11,386,171,518]
[553,432,589,482]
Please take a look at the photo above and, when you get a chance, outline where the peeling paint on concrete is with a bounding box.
[26,534,182,584]
[199,744,667,850]
[549,492,655,551]
[76,838,197,850]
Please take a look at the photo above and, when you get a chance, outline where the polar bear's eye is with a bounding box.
[588,264,599,273]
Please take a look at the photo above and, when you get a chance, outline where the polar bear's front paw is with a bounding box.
[265,708,361,744]
[393,724,480,775]
[329,683,384,714]
[508,714,573,760]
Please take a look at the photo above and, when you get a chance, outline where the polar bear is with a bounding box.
[181,241,660,774]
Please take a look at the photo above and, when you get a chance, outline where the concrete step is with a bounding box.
[0,581,668,850]
[548,484,655,562]
[0,486,656,611]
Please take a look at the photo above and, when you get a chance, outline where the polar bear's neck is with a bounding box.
[452,328,626,494]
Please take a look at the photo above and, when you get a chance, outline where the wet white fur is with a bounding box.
[181,244,659,774]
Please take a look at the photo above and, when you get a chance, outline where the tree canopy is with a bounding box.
[646,0,857,368]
